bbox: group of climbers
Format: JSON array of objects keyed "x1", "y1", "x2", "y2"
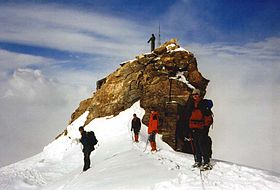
[
  {"x1": 79, "y1": 88, "x2": 213, "y2": 172},
  {"x1": 130, "y1": 88, "x2": 213, "y2": 170},
  {"x1": 79, "y1": 89, "x2": 213, "y2": 171},
  {"x1": 77, "y1": 34, "x2": 214, "y2": 172},
  {"x1": 131, "y1": 111, "x2": 159, "y2": 152}
]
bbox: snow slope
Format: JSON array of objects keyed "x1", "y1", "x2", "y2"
[{"x1": 0, "y1": 101, "x2": 280, "y2": 190}]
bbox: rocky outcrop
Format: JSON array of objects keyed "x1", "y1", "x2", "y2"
[{"x1": 69, "y1": 39, "x2": 209, "y2": 150}]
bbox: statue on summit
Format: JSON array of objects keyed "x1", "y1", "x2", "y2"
[{"x1": 147, "y1": 34, "x2": 156, "y2": 52}]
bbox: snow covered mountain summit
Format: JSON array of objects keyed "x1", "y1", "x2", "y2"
[
  {"x1": 0, "y1": 101, "x2": 280, "y2": 190},
  {"x1": 67, "y1": 39, "x2": 209, "y2": 151}
]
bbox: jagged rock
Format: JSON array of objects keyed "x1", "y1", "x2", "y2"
[
  {"x1": 153, "y1": 46, "x2": 167, "y2": 55},
  {"x1": 69, "y1": 39, "x2": 209, "y2": 151}
]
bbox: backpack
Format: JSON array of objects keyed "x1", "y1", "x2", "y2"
[
  {"x1": 202, "y1": 99, "x2": 214, "y2": 127},
  {"x1": 87, "y1": 131, "x2": 98, "y2": 147}
]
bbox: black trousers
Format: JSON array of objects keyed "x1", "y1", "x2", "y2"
[
  {"x1": 191, "y1": 128, "x2": 210, "y2": 164},
  {"x1": 148, "y1": 132, "x2": 156, "y2": 142},
  {"x1": 83, "y1": 148, "x2": 93, "y2": 171}
]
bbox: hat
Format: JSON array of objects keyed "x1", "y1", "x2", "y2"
[
  {"x1": 79, "y1": 126, "x2": 84, "y2": 131},
  {"x1": 192, "y1": 89, "x2": 201, "y2": 95}
]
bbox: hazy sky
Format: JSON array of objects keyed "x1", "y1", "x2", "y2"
[{"x1": 0, "y1": 0, "x2": 279, "y2": 172}]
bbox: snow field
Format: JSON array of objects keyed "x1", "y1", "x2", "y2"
[{"x1": 0, "y1": 101, "x2": 280, "y2": 190}]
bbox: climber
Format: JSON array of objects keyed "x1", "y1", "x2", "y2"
[
  {"x1": 186, "y1": 89, "x2": 213, "y2": 170},
  {"x1": 79, "y1": 126, "x2": 98, "y2": 171},
  {"x1": 148, "y1": 111, "x2": 159, "y2": 152},
  {"x1": 131, "y1": 113, "x2": 141, "y2": 142},
  {"x1": 147, "y1": 34, "x2": 156, "y2": 52}
]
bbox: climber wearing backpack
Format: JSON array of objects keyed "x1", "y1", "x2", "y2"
[
  {"x1": 79, "y1": 126, "x2": 98, "y2": 172},
  {"x1": 131, "y1": 113, "x2": 141, "y2": 142},
  {"x1": 187, "y1": 89, "x2": 213, "y2": 170},
  {"x1": 148, "y1": 111, "x2": 159, "y2": 152}
]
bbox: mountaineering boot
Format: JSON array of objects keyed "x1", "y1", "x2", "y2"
[
  {"x1": 192, "y1": 162, "x2": 202, "y2": 168},
  {"x1": 151, "y1": 142, "x2": 157, "y2": 152},
  {"x1": 154, "y1": 142, "x2": 157, "y2": 151},
  {"x1": 150, "y1": 142, "x2": 154, "y2": 151},
  {"x1": 135, "y1": 134, "x2": 139, "y2": 142},
  {"x1": 200, "y1": 163, "x2": 213, "y2": 171}
]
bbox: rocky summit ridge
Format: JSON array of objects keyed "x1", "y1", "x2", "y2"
[{"x1": 67, "y1": 39, "x2": 209, "y2": 150}]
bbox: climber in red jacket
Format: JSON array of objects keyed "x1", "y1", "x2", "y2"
[
  {"x1": 148, "y1": 111, "x2": 159, "y2": 152},
  {"x1": 187, "y1": 89, "x2": 213, "y2": 170}
]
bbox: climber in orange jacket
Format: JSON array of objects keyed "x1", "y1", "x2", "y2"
[{"x1": 148, "y1": 111, "x2": 159, "y2": 152}]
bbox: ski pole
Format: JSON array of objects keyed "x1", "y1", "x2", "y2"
[
  {"x1": 189, "y1": 135, "x2": 195, "y2": 155},
  {"x1": 186, "y1": 134, "x2": 196, "y2": 161},
  {"x1": 189, "y1": 134, "x2": 205, "y2": 190},
  {"x1": 143, "y1": 135, "x2": 150, "y2": 152}
]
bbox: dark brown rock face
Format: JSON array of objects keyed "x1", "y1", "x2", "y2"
[{"x1": 69, "y1": 39, "x2": 209, "y2": 150}]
